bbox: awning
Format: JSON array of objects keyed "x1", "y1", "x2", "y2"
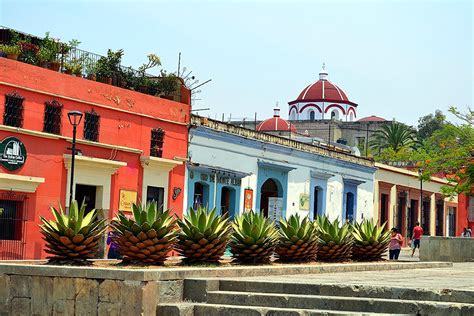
[{"x1": 188, "y1": 162, "x2": 251, "y2": 179}]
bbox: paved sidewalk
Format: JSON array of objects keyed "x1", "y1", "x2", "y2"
[{"x1": 239, "y1": 262, "x2": 474, "y2": 291}]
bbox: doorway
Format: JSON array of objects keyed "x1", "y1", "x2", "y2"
[
  {"x1": 220, "y1": 187, "x2": 236, "y2": 218},
  {"x1": 345, "y1": 192, "x2": 355, "y2": 223},
  {"x1": 397, "y1": 194, "x2": 407, "y2": 232},
  {"x1": 75, "y1": 184, "x2": 97, "y2": 213},
  {"x1": 408, "y1": 199, "x2": 417, "y2": 238},
  {"x1": 313, "y1": 186, "x2": 323, "y2": 219},
  {"x1": 435, "y1": 201, "x2": 444, "y2": 236},
  {"x1": 260, "y1": 179, "x2": 280, "y2": 217},
  {"x1": 380, "y1": 193, "x2": 389, "y2": 226},
  {"x1": 146, "y1": 186, "x2": 164, "y2": 211},
  {"x1": 448, "y1": 207, "x2": 456, "y2": 236},
  {"x1": 193, "y1": 182, "x2": 209, "y2": 209},
  {"x1": 422, "y1": 199, "x2": 431, "y2": 235}
]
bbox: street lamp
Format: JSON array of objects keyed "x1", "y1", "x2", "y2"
[{"x1": 68, "y1": 110, "x2": 83, "y2": 207}]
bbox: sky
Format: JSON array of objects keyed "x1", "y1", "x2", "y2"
[{"x1": 1, "y1": 0, "x2": 472, "y2": 126}]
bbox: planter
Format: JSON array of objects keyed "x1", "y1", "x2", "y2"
[
  {"x1": 64, "y1": 69, "x2": 73, "y2": 75},
  {"x1": 48, "y1": 61, "x2": 61, "y2": 72},
  {"x1": 87, "y1": 74, "x2": 97, "y2": 81},
  {"x1": 75, "y1": 73, "x2": 82, "y2": 78},
  {"x1": 6, "y1": 54, "x2": 19, "y2": 61},
  {"x1": 160, "y1": 95, "x2": 175, "y2": 101}
]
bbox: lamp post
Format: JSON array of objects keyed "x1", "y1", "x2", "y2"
[{"x1": 68, "y1": 110, "x2": 83, "y2": 207}]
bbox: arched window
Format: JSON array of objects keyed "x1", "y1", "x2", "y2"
[
  {"x1": 349, "y1": 112, "x2": 354, "y2": 121},
  {"x1": 309, "y1": 110, "x2": 315, "y2": 121},
  {"x1": 331, "y1": 110, "x2": 339, "y2": 120}
]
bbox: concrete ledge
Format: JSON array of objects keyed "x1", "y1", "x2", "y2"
[
  {"x1": 0, "y1": 261, "x2": 452, "y2": 281},
  {"x1": 420, "y1": 236, "x2": 474, "y2": 262}
]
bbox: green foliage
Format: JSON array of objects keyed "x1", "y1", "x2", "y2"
[
  {"x1": 352, "y1": 219, "x2": 390, "y2": 261},
  {"x1": 39, "y1": 200, "x2": 107, "y2": 264},
  {"x1": 0, "y1": 44, "x2": 21, "y2": 55},
  {"x1": 37, "y1": 32, "x2": 61, "y2": 64},
  {"x1": 417, "y1": 110, "x2": 446, "y2": 140},
  {"x1": 315, "y1": 215, "x2": 353, "y2": 261},
  {"x1": 176, "y1": 207, "x2": 232, "y2": 263},
  {"x1": 96, "y1": 49, "x2": 124, "y2": 79},
  {"x1": 276, "y1": 214, "x2": 318, "y2": 262},
  {"x1": 230, "y1": 211, "x2": 278, "y2": 263},
  {"x1": 110, "y1": 202, "x2": 177, "y2": 264},
  {"x1": 369, "y1": 122, "x2": 417, "y2": 153}
]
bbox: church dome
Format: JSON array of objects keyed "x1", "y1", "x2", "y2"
[
  {"x1": 290, "y1": 64, "x2": 357, "y2": 106},
  {"x1": 257, "y1": 107, "x2": 297, "y2": 132}
]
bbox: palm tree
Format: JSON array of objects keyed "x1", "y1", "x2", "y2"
[{"x1": 369, "y1": 122, "x2": 416, "y2": 153}]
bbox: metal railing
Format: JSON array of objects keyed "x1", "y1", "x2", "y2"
[{"x1": 0, "y1": 26, "x2": 181, "y2": 99}]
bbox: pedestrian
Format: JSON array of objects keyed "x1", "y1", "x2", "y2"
[
  {"x1": 411, "y1": 221, "x2": 423, "y2": 257},
  {"x1": 107, "y1": 230, "x2": 122, "y2": 259},
  {"x1": 461, "y1": 227, "x2": 472, "y2": 238},
  {"x1": 389, "y1": 227, "x2": 403, "y2": 260}
]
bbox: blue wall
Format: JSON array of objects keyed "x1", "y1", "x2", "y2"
[{"x1": 256, "y1": 166, "x2": 288, "y2": 218}]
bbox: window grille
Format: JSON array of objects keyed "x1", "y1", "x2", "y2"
[
  {"x1": 84, "y1": 110, "x2": 100, "y2": 142},
  {"x1": 150, "y1": 128, "x2": 165, "y2": 157},
  {"x1": 43, "y1": 100, "x2": 62, "y2": 134},
  {"x1": 3, "y1": 92, "x2": 24, "y2": 128}
]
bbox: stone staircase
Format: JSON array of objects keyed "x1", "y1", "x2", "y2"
[{"x1": 158, "y1": 278, "x2": 474, "y2": 316}]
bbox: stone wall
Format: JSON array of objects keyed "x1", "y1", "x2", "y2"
[
  {"x1": 0, "y1": 273, "x2": 182, "y2": 315},
  {"x1": 420, "y1": 236, "x2": 474, "y2": 262}
]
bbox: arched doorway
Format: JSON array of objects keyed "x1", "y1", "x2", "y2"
[
  {"x1": 260, "y1": 178, "x2": 280, "y2": 217},
  {"x1": 220, "y1": 186, "x2": 236, "y2": 218},
  {"x1": 309, "y1": 110, "x2": 315, "y2": 121},
  {"x1": 313, "y1": 186, "x2": 323, "y2": 219},
  {"x1": 345, "y1": 192, "x2": 355, "y2": 223}
]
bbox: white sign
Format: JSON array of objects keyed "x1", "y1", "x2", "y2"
[{"x1": 268, "y1": 197, "x2": 283, "y2": 223}]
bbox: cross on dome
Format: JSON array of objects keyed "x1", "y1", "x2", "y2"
[{"x1": 319, "y1": 62, "x2": 328, "y2": 80}]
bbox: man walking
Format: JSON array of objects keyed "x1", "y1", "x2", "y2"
[{"x1": 411, "y1": 222, "x2": 423, "y2": 257}]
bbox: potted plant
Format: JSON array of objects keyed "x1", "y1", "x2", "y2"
[
  {"x1": 156, "y1": 70, "x2": 179, "y2": 99},
  {"x1": 96, "y1": 49, "x2": 123, "y2": 85},
  {"x1": 37, "y1": 32, "x2": 61, "y2": 71},
  {"x1": 19, "y1": 40, "x2": 39, "y2": 64},
  {"x1": 136, "y1": 54, "x2": 161, "y2": 93},
  {"x1": 0, "y1": 44, "x2": 21, "y2": 60}
]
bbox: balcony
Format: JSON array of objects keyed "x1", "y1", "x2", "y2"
[{"x1": 0, "y1": 26, "x2": 191, "y2": 105}]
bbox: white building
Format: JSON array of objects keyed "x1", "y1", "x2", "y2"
[{"x1": 184, "y1": 116, "x2": 376, "y2": 222}]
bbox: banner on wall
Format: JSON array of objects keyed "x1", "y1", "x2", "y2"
[
  {"x1": 119, "y1": 190, "x2": 137, "y2": 212},
  {"x1": 299, "y1": 193, "x2": 310, "y2": 210},
  {"x1": 244, "y1": 189, "x2": 253, "y2": 212},
  {"x1": 268, "y1": 197, "x2": 283, "y2": 222}
]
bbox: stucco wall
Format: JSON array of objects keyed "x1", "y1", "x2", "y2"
[{"x1": 186, "y1": 126, "x2": 376, "y2": 221}]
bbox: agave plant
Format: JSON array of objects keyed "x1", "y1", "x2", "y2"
[
  {"x1": 39, "y1": 200, "x2": 106, "y2": 265},
  {"x1": 315, "y1": 215, "x2": 353, "y2": 261},
  {"x1": 176, "y1": 207, "x2": 232, "y2": 264},
  {"x1": 230, "y1": 211, "x2": 278, "y2": 264},
  {"x1": 352, "y1": 219, "x2": 390, "y2": 261},
  {"x1": 276, "y1": 214, "x2": 318, "y2": 262},
  {"x1": 110, "y1": 202, "x2": 177, "y2": 265}
]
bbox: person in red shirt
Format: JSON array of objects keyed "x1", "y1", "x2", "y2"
[{"x1": 411, "y1": 222, "x2": 424, "y2": 257}]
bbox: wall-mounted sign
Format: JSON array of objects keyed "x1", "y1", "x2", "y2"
[
  {"x1": 119, "y1": 189, "x2": 137, "y2": 212},
  {"x1": 172, "y1": 187, "x2": 182, "y2": 200},
  {"x1": 299, "y1": 193, "x2": 310, "y2": 211},
  {"x1": 197, "y1": 172, "x2": 242, "y2": 186},
  {"x1": 244, "y1": 189, "x2": 253, "y2": 212},
  {"x1": 268, "y1": 197, "x2": 283, "y2": 222},
  {"x1": 0, "y1": 137, "x2": 26, "y2": 171}
]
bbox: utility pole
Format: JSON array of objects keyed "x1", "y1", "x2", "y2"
[{"x1": 328, "y1": 119, "x2": 331, "y2": 147}]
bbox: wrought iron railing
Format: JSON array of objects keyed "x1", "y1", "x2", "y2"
[{"x1": 0, "y1": 26, "x2": 182, "y2": 100}]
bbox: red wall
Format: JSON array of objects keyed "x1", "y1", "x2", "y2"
[
  {"x1": 0, "y1": 58, "x2": 190, "y2": 259},
  {"x1": 458, "y1": 192, "x2": 473, "y2": 234}
]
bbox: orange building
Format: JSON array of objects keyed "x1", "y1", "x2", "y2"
[{"x1": 0, "y1": 58, "x2": 190, "y2": 259}]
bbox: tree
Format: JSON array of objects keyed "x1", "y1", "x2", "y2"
[
  {"x1": 417, "y1": 110, "x2": 446, "y2": 140},
  {"x1": 421, "y1": 107, "x2": 474, "y2": 197},
  {"x1": 369, "y1": 122, "x2": 416, "y2": 153}
]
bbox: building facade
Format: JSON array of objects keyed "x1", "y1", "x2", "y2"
[
  {"x1": 185, "y1": 116, "x2": 377, "y2": 222},
  {"x1": 374, "y1": 163, "x2": 458, "y2": 243},
  {"x1": 0, "y1": 58, "x2": 190, "y2": 259}
]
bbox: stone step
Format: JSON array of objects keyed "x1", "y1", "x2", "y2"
[
  {"x1": 219, "y1": 280, "x2": 474, "y2": 304},
  {"x1": 206, "y1": 291, "x2": 474, "y2": 316},
  {"x1": 157, "y1": 303, "x2": 387, "y2": 316}
]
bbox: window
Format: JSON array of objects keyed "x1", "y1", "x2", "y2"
[
  {"x1": 43, "y1": 100, "x2": 62, "y2": 134},
  {"x1": 150, "y1": 128, "x2": 165, "y2": 157},
  {"x1": 84, "y1": 110, "x2": 100, "y2": 141},
  {"x1": 309, "y1": 110, "x2": 315, "y2": 121},
  {"x1": 3, "y1": 92, "x2": 24, "y2": 128},
  {"x1": 331, "y1": 110, "x2": 338, "y2": 120},
  {"x1": 0, "y1": 199, "x2": 23, "y2": 241}
]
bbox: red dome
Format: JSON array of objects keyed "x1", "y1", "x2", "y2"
[
  {"x1": 297, "y1": 80, "x2": 349, "y2": 102},
  {"x1": 357, "y1": 115, "x2": 386, "y2": 122},
  {"x1": 257, "y1": 108, "x2": 297, "y2": 132}
]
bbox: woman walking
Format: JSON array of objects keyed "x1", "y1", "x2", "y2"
[{"x1": 389, "y1": 227, "x2": 403, "y2": 260}]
